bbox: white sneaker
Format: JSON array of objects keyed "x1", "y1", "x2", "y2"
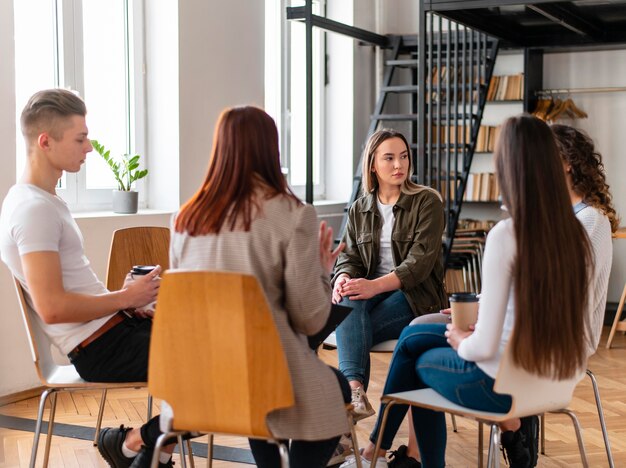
[
  {"x1": 339, "y1": 454, "x2": 389, "y2": 468},
  {"x1": 350, "y1": 387, "x2": 376, "y2": 421},
  {"x1": 328, "y1": 433, "x2": 354, "y2": 466}
]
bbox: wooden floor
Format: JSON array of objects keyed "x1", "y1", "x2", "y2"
[{"x1": 1, "y1": 327, "x2": 625, "y2": 467}]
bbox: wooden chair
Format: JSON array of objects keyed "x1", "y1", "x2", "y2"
[
  {"x1": 105, "y1": 226, "x2": 170, "y2": 291},
  {"x1": 12, "y1": 279, "x2": 148, "y2": 468},
  {"x1": 148, "y1": 271, "x2": 361, "y2": 468},
  {"x1": 373, "y1": 344, "x2": 589, "y2": 468},
  {"x1": 606, "y1": 227, "x2": 626, "y2": 349}
]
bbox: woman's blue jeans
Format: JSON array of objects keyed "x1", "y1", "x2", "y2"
[
  {"x1": 369, "y1": 323, "x2": 512, "y2": 468},
  {"x1": 336, "y1": 290, "x2": 414, "y2": 387}
]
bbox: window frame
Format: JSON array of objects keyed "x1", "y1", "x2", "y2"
[
  {"x1": 39, "y1": 0, "x2": 146, "y2": 211},
  {"x1": 265, "y1": 0, "x2": 327, "y2": 201}
]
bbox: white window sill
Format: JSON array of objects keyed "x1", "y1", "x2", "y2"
[{"x1": 72, "y1": 209, "x2": 175, "y2": 220}]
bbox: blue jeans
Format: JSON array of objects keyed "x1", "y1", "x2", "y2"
[
  {"x1": 336, "y1": 290, "x2": 414, "y2": 387},
  {"x1": 369, "y1": 324, "x2": 512, "y2": 468}
]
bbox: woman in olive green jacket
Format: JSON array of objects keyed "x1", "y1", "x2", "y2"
[{"x1": 332, "y1": 129, "x2": 447, "y2": 420}]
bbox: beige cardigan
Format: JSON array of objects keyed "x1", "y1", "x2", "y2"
[{"x1": 169, "y1": 195, "x2": 349, "y2": 441}]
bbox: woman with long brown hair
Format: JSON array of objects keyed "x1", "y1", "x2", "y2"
[
  {"x1": 332, "y1": 129, "x2": 447, "y2": 423},
  {"x1": 170, "y1": 106, "x2": 350, "y2": 468},
  {"x1": 339, "y1": 115, "x2": 591, "y2": 468}
]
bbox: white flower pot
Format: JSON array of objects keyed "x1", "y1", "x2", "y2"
[{"x1": 112, "y1": 190, "x2": 138, "y2": 214}]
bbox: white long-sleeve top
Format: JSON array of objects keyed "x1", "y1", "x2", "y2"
[
  {"x1": 457, "y1": 219, "x2": 516, "y2": 378},
  {"x1": 575, "y1": 205, "x2": 612, "y2": 358}
]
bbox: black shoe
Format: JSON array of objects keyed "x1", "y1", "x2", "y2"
[
  {"x1": 388, "y1": 445, "x2": 422, "y2": 468},
  {"x1": 519, "y1": 416, "x2": 539, "y2": 467},
  {"x1": 129, "y1": 446, "x2": 174, "y2": 468},
  {"x1": 501, "y1": 429, "x2": 531, "y2": 468},
  {"x1": 97, "y1": 425, "x2": 136, "y2": 468}
]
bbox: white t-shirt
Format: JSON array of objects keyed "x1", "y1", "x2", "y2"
[
  {"x1": 375, "y1": 198, "x2": 396, "y2": 277},
  {"x1": 0, "y1": 184, "x2": 113, "y2": 355}
]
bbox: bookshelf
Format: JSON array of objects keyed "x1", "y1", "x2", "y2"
[{"x1": 459, "y1": 52, "x2": 524, "y2": 223}]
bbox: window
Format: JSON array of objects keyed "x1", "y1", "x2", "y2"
[
  {"x1": 14, "y1": 0, "x2": 145, "y2": 211},
  {"x1": 265, "y1": 0, "x2": 326, "y2": 199}
]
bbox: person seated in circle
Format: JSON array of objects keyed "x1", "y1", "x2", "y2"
[{"x1": 331, "y1": 129, "x2": 447, "y2": 421}]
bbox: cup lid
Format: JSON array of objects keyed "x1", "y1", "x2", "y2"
[{"x1": 449, "y1": 292, "x2": 479, "y2": 302}]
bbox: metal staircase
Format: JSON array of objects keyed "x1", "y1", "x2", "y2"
[{"x1": 288, "y1": 4, "x2": 500, "y2": 266}]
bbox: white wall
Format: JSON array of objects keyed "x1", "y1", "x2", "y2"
[
  {"x1": 0, "y1": 0, "x2": 33, "y2": 395},
  {"x1": 543, "y1": 50, "x2": 626, "y2": 303},
  {"x1": 0, "y1": 0, "x2": 266, "y2": 398}
]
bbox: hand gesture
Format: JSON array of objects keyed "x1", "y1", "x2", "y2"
[{"x1": 319, "y1": 221, "x2": 345, "y2": 276}]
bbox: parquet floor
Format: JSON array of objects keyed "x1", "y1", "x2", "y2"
[{"x1": 1, "y1": 327, "x2": 625, "y2": 467}]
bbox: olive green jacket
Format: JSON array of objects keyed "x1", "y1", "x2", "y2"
[{"x1": 333, "y1": 188, "x2": 447, "y2": 315}]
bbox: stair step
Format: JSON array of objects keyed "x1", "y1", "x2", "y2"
[
  {"x1": 386, "y1": 59, "x2": 417, "y2": 68},
  {"x1": 381, "y1": 85, "x2": 419, "y2": 93}
]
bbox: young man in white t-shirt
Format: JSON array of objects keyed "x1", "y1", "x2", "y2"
[{"x1": 0, "y1": 89, "x2": 173, "y2": 468}]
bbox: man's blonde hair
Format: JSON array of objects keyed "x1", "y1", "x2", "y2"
[{"x1": 20, "y1": 89, "x2": 87, "y2": 146}]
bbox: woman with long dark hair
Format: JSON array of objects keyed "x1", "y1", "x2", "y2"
[
  {"x1": 171, "y1": 106, "x2": 350, "y2": 468},
  {"x1": 340, "y1": 115, "x2": 592, "y2": 468},
  {"x1": 332, "y1": 129, "x2": 447, "y2": 421}
]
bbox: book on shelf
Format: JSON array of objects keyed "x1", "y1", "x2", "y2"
[
  {"x1": 487, "y1": 73, "x2": 524, "y2": 101},
  {"x1": 463, "y1": 172, "x2": 500, "y2": 202}
]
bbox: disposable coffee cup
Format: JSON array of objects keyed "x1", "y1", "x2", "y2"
[
  {"x1": 449, "y1": 292, "x2": 479, "y2": 331},
  {"x1": 131, "y1": 265, "x2": 156, "y2": 277}
]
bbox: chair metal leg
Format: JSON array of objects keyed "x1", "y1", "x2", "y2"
[
  {"x1": 177, "y1": 435, "x2": 188, "y2": 468},
  {"x1": 373, "y1": 400, "x2": 397, "y2": 460},
  {"x1": 30, "y1": 389, "x2": 54, "y2": 468},
  {"x1": 451, "y1": 413, "x2": 458, "y2": 432},
  {"x1": 553, "y1": 409, "x2": 589, "y2": 468},
  {"x1": 277, "y1": 441, "x2": 290, "y2": 468},
  {"x1": 347, "y1": 412, "x2": 363, "y2": 468},
  {"x1": 486, "y1": 423, "x2": 500, "y2": 468},
  {"x1": 478, "y1": 422, "x2": 484, "y2": 468},
  {"x1": 587, "y1": 369, "x2": 615, "y2": 468},
  {"x1": 42, "y1": 391, "x2": 58, "y2": 468},
  {"x1": 94, "y1": 389, "x2": 108, "y2": 446},
  {"x1": 207, "y1": 434, "x2": 214, "y2": 468},
  {"x1": 151, "y1": 432, "x2": 175, "y2": 468},
  {"x1": 539, "y1": 413, "x2": 546, "y2": 455},
  {"x1": 186, "y1": 439, "x2": 195, "y2": 468},
  {"x1": 147, "y1": 394, "x2": 153, "y2": 420}
]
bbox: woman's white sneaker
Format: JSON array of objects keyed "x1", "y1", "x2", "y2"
[{"x1": 339, "y1": 454, "x2": 389, "y2": 468}]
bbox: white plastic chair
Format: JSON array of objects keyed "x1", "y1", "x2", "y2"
[
  {"x1": 13, "y1": 278, "x2": 150, "y2": 468},
  {"x1": 373, "y1": 343, "x2": 588, "y2": 468}
]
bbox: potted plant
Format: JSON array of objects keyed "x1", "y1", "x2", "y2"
[{"x1": 91, "y1": 140, "x2": 148, "y2": 214}]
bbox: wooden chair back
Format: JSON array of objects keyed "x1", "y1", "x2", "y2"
[
  {"x1": 105, "y1": 226, "x2": 170, "y2": 291},
  {"x1": 148, "y1": 270, "x2": 295, "y2": 438}
]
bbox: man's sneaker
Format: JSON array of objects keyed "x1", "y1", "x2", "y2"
[
  {"x1": 129, "y1": 446, "x2": 174, "y2": 468},
  {"x1": 350, "y1": 387, "x2": 376, "y2": 422},
  {"x1": 388, "y1": 445, "x2": 421, "y2": 468},
  {"x1": 97, "y1": 425, "x2": 136, "y2": 468},
  {"x1": 519, "y1": 416, "x2": 539, "y2": 467},
  {"x1": 328, "y1": 433, "x2": 354, "y2": 466},
  {"x1": 339, "y1": 454, "x2": 389, "y2": 468},
  {"x1": 501, "y1": 429, "x2": 531, "y2": 468}
]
